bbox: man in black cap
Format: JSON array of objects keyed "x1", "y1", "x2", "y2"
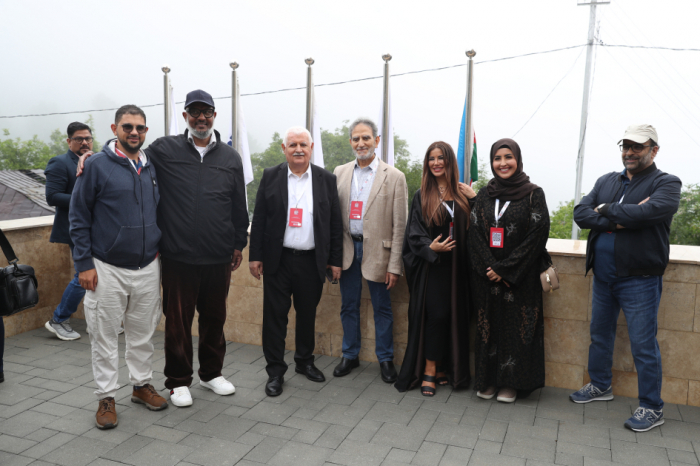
[
  {"x1": 147, "y1": 90, "x2": 249, "y2": 407},
  {"x1": 80, "y1": 91, "x2": 249, "y2": 407}
]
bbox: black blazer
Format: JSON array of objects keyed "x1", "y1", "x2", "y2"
[
  {"x1": 250, "y1": 162, "x2": 343, "y2": 283},
  {"x1": 45, "y1": 150, "x2": 80, "y2": 246}
]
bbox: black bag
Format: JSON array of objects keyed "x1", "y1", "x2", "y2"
[{"x1": 0, "y1": 228, "x2": 39, "y2": 317}]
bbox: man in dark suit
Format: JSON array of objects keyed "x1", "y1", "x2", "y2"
[
  {"x1": 44, "y1": 122, "x2": 93, "y2": 341},
  {"x1": 249, "y1": 126, "x2": 343, "y2": 397}
]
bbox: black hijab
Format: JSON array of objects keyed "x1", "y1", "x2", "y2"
[{"x1": 485, "y1": 138, "x2": 540, "y2": 201}]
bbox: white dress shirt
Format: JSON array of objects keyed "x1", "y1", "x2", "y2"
[
  {"x1": 349, "y1": 155, "x2": 379, "y2": 236},
  {"x1": 283, "y1": 163, "x2": 315, "y2": 250},
  {"x1": 188, "y1": 132, "x2": 217, "y2": 161}
]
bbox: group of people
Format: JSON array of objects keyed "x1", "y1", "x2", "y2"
[{"x1": 0, "y1": 85, "x2": 679, "y2": 435}]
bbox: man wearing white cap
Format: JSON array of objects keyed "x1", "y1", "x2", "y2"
[{"x1": 570, "y1": 124, "x2": 681, "y2": 432}]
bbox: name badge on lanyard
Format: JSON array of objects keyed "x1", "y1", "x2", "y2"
[
  {"x1": 289, "y1": 177, "x2": 308, "y2": 227},
  {"x1": 350, "y1": 201, "x2": 363, "y2": 220},
  {"x1": 442, "y1": 201, "x2": 455, "y2": 240},
  {"x1": 490, "y1": 199, "x2": 510, "y2": 248}
]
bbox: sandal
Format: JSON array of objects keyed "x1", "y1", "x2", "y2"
[
  {"x1": 421, "y1": 374, "x2": 436, "y2": 397},
  {"x1": 436, "y1": 367, "x2": 449, "y2": 386}
]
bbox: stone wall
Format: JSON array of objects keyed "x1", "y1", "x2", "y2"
[{"x1": 2, "y1": 218, "x2": 699, "y2": 406}]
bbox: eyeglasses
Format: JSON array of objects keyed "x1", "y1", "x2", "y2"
[
  {"x1": 120, "y1": 124, "x2": 147, "y2": 134},
  {"x1": 618, "y1": 143, "x2": 651, "y2": 153},
  {"x1": 70, "y1": 137, "x2": 93, "y2": 143},
  {"x1": 187, "y1": 107, "x2": 215, "y2": 118}
]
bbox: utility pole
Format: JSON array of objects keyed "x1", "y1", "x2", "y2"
[
  {"x1": 230, "y1": 62, "x2": 239, "y2": 152},
  {"x1": 305, "y1": 58, "x2": 315, "y2": 132},
  {"x1": 162, "y1": 66, "x2": 171, "y2": 136},
  {"x1": 381, "y1": 54, "x2": 392, "y2": 163},
  {"x1": 572, "y1": 0, "x2": 609, "y2": 240},
  {"x1": 465, "y1": 50, "x2": 476, "y2": 182}
]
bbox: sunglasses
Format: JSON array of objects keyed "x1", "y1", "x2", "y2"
[
  {"x1": 120, "y1": 124, "x2": 147, "y2": 134},
  {"x1": 618, "y1": 143, "x2": 651, "y2": 153}
]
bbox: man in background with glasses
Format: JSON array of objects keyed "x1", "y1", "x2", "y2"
[
  {"x1": 44, "y1": 122, "x2": 94, "y2": 341},
  {"x1": 571, "y1": 124, "x2": 681, "y2": 432},
  {"x1": 71, "y1": 105, "x2": 167, "y2": 429}
]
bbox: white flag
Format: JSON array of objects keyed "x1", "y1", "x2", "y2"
[
  {"x1": 377, "y1": 85, "x2": 394, "y2": 166},
  {"x1": 229, "y1": 99, "x2": 253, "y2": 185},
  {"x1": 310, "y1": 87, "x2": 324, "y2": 168},
  {"x1": 168, "y1": 86, "x2": 179, "y2": 136}
]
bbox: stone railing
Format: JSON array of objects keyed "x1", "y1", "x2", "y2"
[{"x1": 2, "y1": 218, "x2": 699, "y2": 406}]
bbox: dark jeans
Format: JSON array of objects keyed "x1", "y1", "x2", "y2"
[
  {"x1": 162, "y1": 257, "x2": 232, "y2": 390},
  {"x1": 262, "y1": 249, "x2": 324, "y2": 378},
  {"x1": 0, "y1": 316, "x2": 4, "y2": 373},
  {"x1": 339, "y1": 240, "x2": 394, "y2": 362},
  {"x1": 53, "y1": 246, "x2": 86, "y2": 323},
  {"x1": 588, "y1": 275, "x2": 664, "y2": 410}
]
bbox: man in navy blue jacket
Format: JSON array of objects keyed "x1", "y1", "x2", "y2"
[
  {"x1": 570, "y1": 124, "x2": 681, "y2": 432},
  {"x1": 70, "y1": 105, "x2": 168, "y2": 430},
  {"x1": 44, "y1": 122, "x2": 93, "y2": 341}
]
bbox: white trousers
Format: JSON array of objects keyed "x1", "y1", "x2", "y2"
[{"x1": 83, "y1": 257, "x2": 161, "y2": 399}]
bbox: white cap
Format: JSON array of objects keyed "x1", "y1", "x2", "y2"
[{"x1": 618, "y1": 124, "x2": 659, "y2": 145}]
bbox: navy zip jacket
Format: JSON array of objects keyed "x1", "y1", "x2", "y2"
[
  {"x1": 574, "y1": 163, "x2": 681, "y2": 277},
  {"x1": 69, "y1": 140, "x2": 161, "y2": 273},
  {"x1": 145, "y1": 129, "x2": 249, "y2": 265}
]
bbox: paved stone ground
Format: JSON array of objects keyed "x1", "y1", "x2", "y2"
[{"x1": 1, "y1": 321, "x2": 700, "y2": 466}]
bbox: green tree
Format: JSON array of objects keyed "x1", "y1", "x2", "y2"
[
  {"x1": 0, "y1": 129, "x2": 53, "y2": 170},
  {"x1": 548, "y1": 198, "x2": 590, "y2": 240},
  {"x1": 472, "y1": 161, "x2": 491, "y2": 194},
  {"x1": 670, "y1": 183, "x2": 700, "y2": 245}
]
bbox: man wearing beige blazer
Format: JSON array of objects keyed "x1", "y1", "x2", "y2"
[{"x1": 332, "y1": 118, "x2": 408, "y2": 383}]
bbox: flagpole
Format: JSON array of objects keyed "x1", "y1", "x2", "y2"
[
  {"x1": 381, "y1": 54, "x2": 392, "y2": 163},
  {"x1": 305, "y1": 58, "x2": 315, "y2": 133},
  {"x1": 230, "y1": 62, "x2": 239, "y2": 152},
  {"x1": 465, "y1": 50, "x2": 476, "y2": 182},
  {"x1": 162, "y1": 66, "x2": 171, "y2": 136}
]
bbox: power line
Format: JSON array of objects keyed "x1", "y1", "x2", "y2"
[{"x1": 1, "y1": 43, "x2": 698, "y2": 120}]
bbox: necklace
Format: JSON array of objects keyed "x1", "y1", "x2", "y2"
[{"x1": 438, "y1": 185, "x2": 446, "y2": 194}]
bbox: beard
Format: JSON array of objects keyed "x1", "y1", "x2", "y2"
[
  {"x1": 187, "y1": 121, "x2": 214, "y2": 140},
  {"x1": 353, "y1": 146, "x2": 375, "y2": 161},
  {"x1": 118, "y1": 136, "x2": 144, "y2": 154},
  {"x1": 624, "y1": 150, "x2": 653, "y2": 172}
]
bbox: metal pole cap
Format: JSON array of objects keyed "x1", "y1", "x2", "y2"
[
  {"x1": 230, "y1": 62, "x2": 239, "y2": 70},
  {"x1": 466, "y1": 50, "x2": 476, "y2": 59},
  {"x1": 162, "y1": 66, "x2": 171, "y2": 74},
  {"x1": 382, "y1": 54, "x2": 392, "y2": 62},
  {"x1": 305, "y1": 58, "x2": 315, "y2": 66}
]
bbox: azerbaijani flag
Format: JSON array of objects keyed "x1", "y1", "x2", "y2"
[{"x1": 457, "y1": 100, "x2": 478, "y2": 184}]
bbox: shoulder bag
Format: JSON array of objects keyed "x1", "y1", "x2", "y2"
[
  {"x1": 0, "y1": 228, "x2": 39, "y2": 317},
  {"x1": 527, "y1": 192, "x2": 560, "y2": 293}
]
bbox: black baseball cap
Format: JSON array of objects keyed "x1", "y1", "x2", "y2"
[{"x1": 185, "y1": 89, "x2": 215, "y2": 109}]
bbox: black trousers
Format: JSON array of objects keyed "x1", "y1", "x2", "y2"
[{"x1": 262, "y1": 249, "x2": 324, "y2": 378}]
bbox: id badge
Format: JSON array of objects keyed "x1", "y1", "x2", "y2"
[
  {"x1": 490, "y1": 227, "x2": 504, "y2": 248},
  {"x1": 449, "y1": 222, "x2": 454, "y2": 240},
  {"x1": 350, "y1": 201, "x2": 363, "y2": 220},
  {"x1": 289, "y1": 208, "x2": 303, "y2": 227}
]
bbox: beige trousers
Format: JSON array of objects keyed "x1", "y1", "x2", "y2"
[{"x1": 83, "y1": 257, "x2": 161, "y2": 399}]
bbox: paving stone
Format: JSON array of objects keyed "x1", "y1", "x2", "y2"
[
  {"x1": 0, "y1": 383, "x2": 46, "y2": 406},
  {"x1": 314, "y1": 424, "x2": 352, "y2": 449},
  {"x1": 467, "y1": 451, "x2": 526, "y2": 466},
  {"x1": 501, "y1": 429, "x2": 556, "y2": 463},
  {"x1": 1, "y1": 398, "x2": 45, "y2": 419},
  {"x1": 175, "y1": 414, "x2": 256, "y2": 442},
  {"x1": 81, "y1": 427, "x2": 134, "y2": 445},
  {"x1": 385, "y1": 448, "x2": 416, "y2": 463},
  {"x1": 411, "y1": 441, "x2": 447, "y2": 465},
  {"x1": 426, "y1": 422, "x2": 479, "y2": 449},
  {"x1": 140, "y1": 425, "x2": 190, "y2": 443},
  {"x1": 86, "y1": 459, "x2": 130, "y2": 466},
  {"x1": 536, "y1": 407, "x2": 583, "y2": 423},
  {"x1": 487, "y1": 403, "x2": 536, "y2": 425},
  {"x1": 268, "y1": 440, "x2": 332, "y2": 466},
  {"x1": 557, "y1": 422, "x2": 611, "y2": 449},
  {"x1": 235, "y1": 432, "x2": 266, "y2": 446},
  {"x1": 439, "y1": 445, "x2": 473, "y2": 465},
  {"x1": 608, "y1": 428, "x2": 636, "y2": 443},
  {"x1": 0, "y1": 411, "x2": 60, "y2": 437},
  {"x1": 24, "y1": 428, "x2": 59, "y2": 443},
  {"x1": 100, "y1": 434, "x2": 153, "y2": 462},
  {"x1": 313, "y1": 403, "x2": 367, "y2": 428},
  {"x1": 474, "y1": 439, "x2": 502, "y2": 453},
  {"x1": 250, "y1": 422, "x2": 299, "y2": 440},
  {"x1": 50, "y1": 387, "x2": 96, "y2": 409},
  {"x1": 327, "y1": 438, "x2": 391, "y2": 466},
  {"x1": 244, "y1": 436, "x2": 288, "y2": 463},
  {"x1": 21, "y1": 431, "x2": 76, "y2": 459},
  {"x1": 183, "y1": 437, "x2": 253, "y2": 466},
  {"x1": 347, "y1": 419, "x2": 383, "y2": 442},
  {"x1": 610, "y1": 439, "x2": 670, "y2": 466},
  {"x1": 556, "y1": 441, "x2": 611, "y2": 461},
  {"x1": 242, "y1": 401, "x2": 298, "y2": 425},
  {"x1": 29, "y1": 402, "x2": 78, "y2": 418},
  {"x1": 0, "y1": 434, "x2": 37, "y2": 454},
  {"x1": 660, "y1": 420, "x2": 700, "y2": 443},
  {"x1": 555, "y1": 451, "x2": 584, "y2": 466},
  {"x1": 478, "y1": 420, "x2": 508, "y2": 442},
  {"x1": 636, "y1": 430, "x2": 694, "y2": 452},
  {"x1": 666, "y1": 448, "x2": 699, "y2": 465},
  {"x1": 315, "y1": 385, "x2": 364, "y2": 406},
  {"x1": 370, "y1": 420, "x2": 432, "y2": 452},
  {"x1": 678, "y1": 405, "x2": 700, "y2": 425},
  {"x1": 506, "y1": 422, "x2": 558, "y2": 441},
  {"x1": 41, "y1": 435, "x2": 115, "y2": 466},
  {"x1": 120, "y1": 438, "x2": 193, "y2": 466},
  {"x1": 178, "y1": 433, "x2": 211, "y2": 449},
  {"x1": 363, "y1": 401, "x2": 416, "y2": 426},
  {"x1": 359, "y1": 382, "x2": 406, "y2": 404}
]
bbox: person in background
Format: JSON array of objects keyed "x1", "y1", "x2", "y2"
[
  {"x1": 395, "y1": 141, "x2": 474, "y2": 396},
  {"x1": 332, "y1": 117, "x2": 407, "y2": 383},
  {"x1": 570, "y1": 124, "x2": 681, "y2": 432},
  {"x1": 468, "y1": 138, "x2": 549, "y2": 404},
  {"x1": 249, "y1": 126, "x2": 342, "y2": 397},
  {"x1": 44, "y1": 122, "x2": 92, "y2": 341}
]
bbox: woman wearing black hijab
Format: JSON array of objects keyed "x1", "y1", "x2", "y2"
[{"x1": 468, "y1": 138, "x2": 550, "y2": 403}]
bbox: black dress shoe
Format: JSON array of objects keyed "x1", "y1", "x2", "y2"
[
  {"x1": 0, "y1": 372, "x2": 4, "y2": 383},
  {"x1": 295, "y1": 363, "x2": 326, "y2": 382},
  {"x1": 333, "y1": 357, "x2": 360, "y2": 377},
  {"x1": 380, "y1": 361, "x2": 397, "y2": 383},
  {"x1": 265, "y1": 376, "x2": 284, "y2": 397}
]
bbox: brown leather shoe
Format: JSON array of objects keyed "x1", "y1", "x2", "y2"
[
  {"x1": 131, "y1": 384, "x2": 169, "y2": 411},
  {"x1": 95, "y1": 397, "x2": 118, "y2": 429}
]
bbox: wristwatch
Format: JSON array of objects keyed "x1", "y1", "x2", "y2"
[{"x1": 596, "y1": 203, "x2": 606, "y2": 211}]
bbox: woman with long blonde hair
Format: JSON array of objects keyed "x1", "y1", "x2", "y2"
[{"x1": 395, "y1": 141, "x2": 475, "y2": 396}]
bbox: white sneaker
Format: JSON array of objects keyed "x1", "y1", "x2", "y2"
[
  {"x1": 200, "y1": 376, "x2": 235, "y2": 395},
  {"x1": 169, "y1": 386, "x2": 193, "y2": 407}
]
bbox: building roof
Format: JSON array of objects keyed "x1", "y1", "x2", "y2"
[{"x1": 0, "y1": 170, "x2": 54, "y2": 221}]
